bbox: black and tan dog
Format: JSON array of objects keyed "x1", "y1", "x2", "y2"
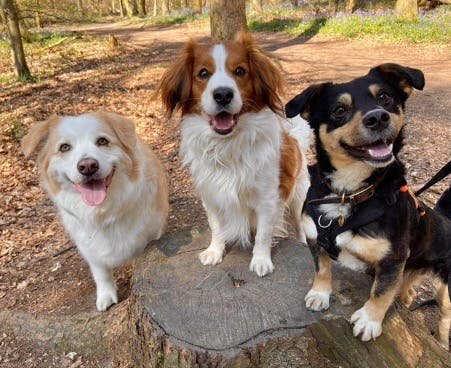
[{"x1": 285, "y1": 63, "x2": 451, "y2": 348}]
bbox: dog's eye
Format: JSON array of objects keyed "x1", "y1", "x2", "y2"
[
  {"x1": 198, "y1": 68, "x2": 210, "y2": 79},
  {"x1": 97, "y1": 137, "x2": 109, "y2": 146},
  {"x1": 59, "y1": 143, "x2": 71, "y2": 152},
  {"x1": 234, "y1": 67, "x2": 245, "y2": 76},
  {"x1": 377, "y1": 92, "x2": 392, "y2": 106},
  {"x1": 332, "y1": 105, "x2": 347, "y2": 118}
]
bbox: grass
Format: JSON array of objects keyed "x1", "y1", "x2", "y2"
[
  {"x1": 118, "y1": 12, "x2": 208, "y2": 27},
  {"x1": 249, "y1": 6, "x2": 451, "y2": 43}
]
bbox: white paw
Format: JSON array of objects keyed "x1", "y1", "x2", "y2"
[
  {"x1": 351, "y1": 306, "x2": 382, "y2": 341},
  {"x1": 199, "y1": 248, "x2": 223, "y2": 266},
  {"x1": 249, "y1": 255, "x2": 274, "y2": 277},
  {"x1": 305, "y1": 289, "x2": 331, "y2": 311},
  {"x1": 96, "y1": 288, "x2": 118, "y2": 312}
]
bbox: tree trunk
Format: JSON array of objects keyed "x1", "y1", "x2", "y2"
[
  {"x1": 124, "y1": 0, "x2": 138, "y2": 16},
  {"x1": 111, "y1": 0, "x2": 115, "y2": 13},
  {"x1": 252, "y1": 0, "x2": 263, "y2": 11},
  {"x1": 0, "y1": 0, "x2": 32, "y2": 81},
  {"x1": 119, "y1": 0, "x2": 125, "y2": 16},
  {"x1": 194, "y1": 0, "x2": 202, "y2": 13},
  {"x1": 0, "y1": 229, "x2": 450, "y2": 366},
  {"x1": 210, "y1": 0, "x2": 247, "y2": 41},
  {"x1": 137, "y1": 0, "x2": 146, "y2": 15},
  {"x1": 344, "y1": 0, "x2": 356, "y2": 13},
  {"x1": 329, "y1": 0, "x2": 339, "y2": 12},
  {"x1": 395, "y1": 0, "x2": 418, "y2": 19},
  {"x1": 77, "y1": 0, "x2": 84, "y2": 16},
  {"x1": 152, "y1": 0, "x2": 157, "y2": 16},
  {"x1": 34, "y1": 0, "x2": 41, "y2": 27},
  {"x1": 161, "y1": 0, "x2": 169, "y2": 15}
]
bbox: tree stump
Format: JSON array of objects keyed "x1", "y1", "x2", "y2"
[{"x1": 128, "y1": 227, "x2": 451, "y2": 367}]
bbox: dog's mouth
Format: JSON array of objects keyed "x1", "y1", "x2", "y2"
[
  {"x1": 72, "y1": 168, "x2": 115, "y2": 206},
  {"x1": 208, "y1": 112, "x2": 238, "y2": 135},
  {"x1": 341, "y1": 139, "x2": 394, "y2": 163}
]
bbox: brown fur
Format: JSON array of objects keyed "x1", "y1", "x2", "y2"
[
  {"x1": 312, "y1": 250, "x2": 333, "y2": 292},
  {"x1": 279, "y1": 130, "x2": 302, "y2": 200},
  {"x1": 157, "y1": 32, "x2": 285, "y2": 118}
]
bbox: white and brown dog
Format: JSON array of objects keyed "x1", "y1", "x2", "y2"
[
  {"x1": 22, "y1": 112, "x2": 168, "y2": 311},
  {"x1": 159, "y1": 33, "x2": 311, "y2": 276}
]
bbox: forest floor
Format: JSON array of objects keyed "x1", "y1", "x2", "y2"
[{"x1": 0, "y1": 20, "x2": 450, "y2": 367}]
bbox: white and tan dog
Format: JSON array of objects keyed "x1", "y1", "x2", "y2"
[
  {"x1": 22, "y1": 112, "x2": 168, "y2": 311},
  {"x1": 159, "y1": 33, "x2": 311, "y2": 276}
]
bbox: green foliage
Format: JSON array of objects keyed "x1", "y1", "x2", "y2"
[
  {"x1": 7, "y1": 120, "x2": 26, "y2": 141},
  {"x1": 119, "y1": 12, "x2": 208, "y2": 27},
  {"x1": 23, "y1": 30, "x2": 75, "y2": 47},
  {"x1": 249, "y1": 7, "x2": 451, "y2": 43}
]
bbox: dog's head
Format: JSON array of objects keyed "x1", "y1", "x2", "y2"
[
  {"x1": 158, "y1": 32, "x2": 284, "y2": 136},
  {"x1": 22, "y1": 112, "x2": 137, "y2": 206},
  {"x1": 285, "y1": 63, "x2": 424, "y2": 170}
]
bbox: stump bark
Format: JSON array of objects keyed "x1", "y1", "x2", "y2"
[{"x1": 127, "y1": 228, "x2": 451, "y2": 367}]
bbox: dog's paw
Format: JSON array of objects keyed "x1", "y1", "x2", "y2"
[
  {"x1": 249, "y1": 255, "x2": 274, "y2": 277},
  {"x1": 305, "y1": 289, "x2": 330, "y2": 311},
  {"x1": 398, "y1": 288, "x2": 415, "y2": 308},
  {"x1": 351, "y1": 306, "x2": 382, "y2": 341},
  {"x1": 96, "y1": 288, "x2": 118, "y2": 312},
  {"x1": 199, "y1": 248, "x2": 223, "y2": 266}
]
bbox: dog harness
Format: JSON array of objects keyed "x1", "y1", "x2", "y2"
[{"x1": 306, "y1": 164, "x2": 423, "y2": 260}]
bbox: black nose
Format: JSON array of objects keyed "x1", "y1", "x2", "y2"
[
  {"x1": 362, "y1": 110, "x2": 391, "y2": 131},
  {"x1": 213, "y1": 87, "x2": 234, "y2": 106},
  {"x1": 77, "y1": 158, "x2": 99, "y2": 176}
]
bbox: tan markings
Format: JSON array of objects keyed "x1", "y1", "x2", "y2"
[
  {"x1": 22, "y1": 115, "x2": 63, "y2": 195},
  {"x1": 340, "y1": 235, "x2": 391, "y2": 264},
  {"x1": 338, "y1": 92, "x2": 352, "y2": 106},
  {"x1": 327, "y1": 161, "x2": 374, "y2": 192},
  {"x1": 311, "y1": 250, "x2": 333, "y2": 293},
  {"x1": 364, "y1": 267, "x2": 404, "y2": 323},
  {"x1": 368, "y1": 84, "x2": 381, "y2": 97},
  {"x1": 435, "y1": 281, "x2": 451, "y2": 350},
  {"x1": 398, "y1": 269, "x2": 427, "y2": 307},
  {"x1": 400, "y1": 80, "x2": 413, "y2": 96},
  {"x1": 94, "y1": 112, "x2": 139, "y2": 181},
  {"x1": 279, "y1": 130, "x2": 302, "y2": 200}
]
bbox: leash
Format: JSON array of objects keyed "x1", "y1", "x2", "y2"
[{"x1": 414, "y1": 159, "x2": 451, "y2": 196}]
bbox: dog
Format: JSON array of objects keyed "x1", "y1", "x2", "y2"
[
  {"x1": 158, "y1": 32, "x2": 312, "y2": 276},
  {"x1": 22, "y1": 112, "x2": 168, "y2": 311},
  {"x1": 285, "y1": 63, "x2": 451, "y2": 348}
]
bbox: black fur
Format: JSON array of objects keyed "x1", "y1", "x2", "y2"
[{"x1": 287, "y1": 63, "x2": 451, "y2": 310}]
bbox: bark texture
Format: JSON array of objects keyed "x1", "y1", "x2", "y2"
[
  {"x1": 395, "y1": 0, "x2": 419, "y2": 19},
  {"x1": 0, "y1": 0, "x2": 32, "y2": 80},
  {"x1": 210, "y1": 0, "x2": 247, "y2": 41}
]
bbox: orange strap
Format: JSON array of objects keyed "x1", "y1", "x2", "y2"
[{"x1": 400, "y1": 185, "x2": 426, "y2": 217}]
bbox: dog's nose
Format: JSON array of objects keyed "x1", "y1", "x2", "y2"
[
  {"x1": 77, "y1": 158, "x2": 99, "y2": 176},
  {"x1": 213, "y1": 87, "x2": 234, "y2": 106},
  {"x1": 362, "y1": 110, "x2": 391, "y2": 131}
]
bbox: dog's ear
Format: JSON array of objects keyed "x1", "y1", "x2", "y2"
[
  {"x1": 285, "y1": 83, "x2": 326, "y2": 120},
  {"x1": 98, "y1": 112, "x2": 137, "y2": 152},
  {"x1": 22, "y1": 115, "x2": 60, "y2": 158},
  {"x1": 236, "y1": 32, "x2": 284, "y2": 114},
  {"x1": 157, "y1": 39, "x2": 196, "y2": 118},
  {"x1": 369, "y1": 63, "x2": 425, "y2": 99}
]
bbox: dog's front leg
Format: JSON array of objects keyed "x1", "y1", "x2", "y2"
[
  {"x1": 435, "y1": 281, "x2": 450, "y2": 350},
  {"x1": 249, "y1": 197, "x2": 278, "y2": 277},
  {"x1": 199, "y1": 202, "x2": 226, "y2": 266},
  {"x1": 87, "y1": 261, "x2": 118, "y2": 312},
  {"x1": 305, "y1": 243, "x2": 333, "y2": 311},
  {"x1": 351, "y1": 259, "x2": 405, "y2": 341}
]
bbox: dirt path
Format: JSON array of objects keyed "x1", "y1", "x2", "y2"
[{"x1": 1, "y1": 21, "x2": 450, "y2": 366}]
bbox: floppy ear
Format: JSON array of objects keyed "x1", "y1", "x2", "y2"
[
  {"x1": 157, "y1": 39, "x2": 196, "y2": 118},
  {"x1": 285, "y1": 83, "x2": 326, "y2": 119},
  {"x1": 236, "y1": 32, "x2": 284, "y2": 114},
  {"x1": 96, "y1": 111, "x2": 137, "y2": 151},
  {"x1": 21, "y1": 115, "x2": 60, "y2": 158},
  {"x1": 369, "y1": 63, "x2": 425, "y2": 99}
]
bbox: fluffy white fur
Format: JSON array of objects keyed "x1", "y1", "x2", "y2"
[
  {"x1": 24, "y1": 113, "x2": 168, "y2": 311},
  {"x1": 181, "y1": 109, "x2": 311, "y2": 276}
]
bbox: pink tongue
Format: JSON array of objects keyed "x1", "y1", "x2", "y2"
[
  {"x1": 368, "y1": 142, "x2": 392, "y2": 158},
  {"x1": 212, "y1": 113, "x2": 234, "y2": 130},
  {"x1": 73, "y1": 180, "x2": 107, "y2": 206}
]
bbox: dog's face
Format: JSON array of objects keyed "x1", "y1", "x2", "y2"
[
  {"x1": 158, "y1": 32, "x2": 284, "y2": 136},
  {"x1": 286, "y1": 63, "x2": 425, "y2": 169},
  {"x1": 22, "y1": 112, "x2": 137, "y2": 206}
]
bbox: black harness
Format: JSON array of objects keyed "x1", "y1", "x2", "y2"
[{"x1": 305, "y1": 164, "x2": 405, "y2": 260}]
